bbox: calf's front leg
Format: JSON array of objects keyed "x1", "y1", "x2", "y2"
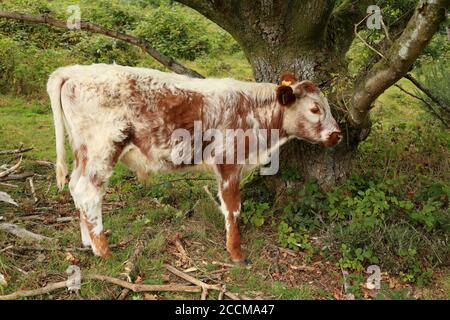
[{"x1": 216, "y1": 165, "x2": 245, "y2": 263}]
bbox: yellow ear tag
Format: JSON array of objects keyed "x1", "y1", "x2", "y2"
[{"x1": 282, "y1": 80, "x2": 292, "y2": 87}]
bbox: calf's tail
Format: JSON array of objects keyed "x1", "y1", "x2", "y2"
[{"x1": 47, "y1": 73, "x2": 68, "y2": 191}]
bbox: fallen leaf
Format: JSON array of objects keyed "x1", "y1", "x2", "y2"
[
  {"x1": 0, "y1": 191, "x2": 18, "y2": 207},
  {"x1": 64, "y1": 252, "x2": 78, "y2": 264}
]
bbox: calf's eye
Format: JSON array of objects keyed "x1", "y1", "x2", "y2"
[{"x1": 311, "y1": 106, "x2": 321, "y2": 114}]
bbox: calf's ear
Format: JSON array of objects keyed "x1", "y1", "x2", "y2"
[
  {"x1": 277, "y1": 85, "x2": 296, "y2": 106},
  {"x1": 293, "y1": 80, "x2": 319, "y2": 97}
]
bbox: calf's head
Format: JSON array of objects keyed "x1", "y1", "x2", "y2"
[{"x1": 277, "y1": 73, "x2": 342, "y2": 147}]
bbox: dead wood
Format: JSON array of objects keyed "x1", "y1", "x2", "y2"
[{"x1": 0, "y1": 223, "x2": 54, "y2": 242}]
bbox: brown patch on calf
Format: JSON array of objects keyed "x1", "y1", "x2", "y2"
[
  {"x1": 226, "y1": 213, "x2": 244, "y2": 262},
  {"x1": 81, "y1": 212, "x2": 111, "y2": 259},
  {"x1": 74, "y1": 144, "x2": 88, "y2": 175},
  {"x1": 127, "y1": 78, "x2": 204, "y2": 168}
]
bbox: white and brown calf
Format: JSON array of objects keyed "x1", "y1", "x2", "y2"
[{"x1": 47, "y1": 64, "x2": 341, "y2": 262}]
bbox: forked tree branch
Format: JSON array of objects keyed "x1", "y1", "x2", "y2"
[
  {"x1": 349, "y1": 0, "x2": 449, "y2": 127},
  {"x1": 0, "y1": 11, "x2": 204, "y2": 79}
]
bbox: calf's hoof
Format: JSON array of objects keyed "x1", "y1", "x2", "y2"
[{"x1": 233, "y1": 258, "x2": 252, "y2": 266}]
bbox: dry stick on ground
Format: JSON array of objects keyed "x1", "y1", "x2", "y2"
[
  {"x1": 0, "y1": 182, "x2": 18, "y2": 188},
  {"x1": 12, "y1": 240, "x2": 131, "y2": 253},
  {"x1": 165, "y1": 264, "x2": 240, "y2": 300},
  {"x1": 0, "y1": 11, "x2": 204, "y2": 79},
  {"x1": 0, "y1": 191, "x2": 19, "y2": 207},
  {"x1": 0, "y1": 157, "x2": 22, "y2": 178},
  {"x1": 0, "y1": 223, "x2": 54, "y2": 242},
  {"x1": 27, "y1": 177, "x2": 38, "y2": 204},
  {"x1": 201, "y1": 287, "x2": 208, "y2": 300},
  {"x1": 117, "y1": 230, "x2": 153, "y2": 300},
  {"x1": 0, "y1": 172, "x2": 35, "y2": 182},
  {"x1": 0, "y1": 274, "x2": 201, "y2": 300},
  {"x1": 0, "y1": 280, "x2": 68, "y2": 300},
  {"x1": 174, "y1": 236, "x2": 191, "y2": 266},
  {"x1": 34, "y1": 160, "x2": 54, "y2": 168},
  {"x1": 0, "y1": 147, "x2": 33, "y2": 156}
]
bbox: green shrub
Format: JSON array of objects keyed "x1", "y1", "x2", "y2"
[{"x1": 133, "y1": 6, "x2": 210, "y2": 61}]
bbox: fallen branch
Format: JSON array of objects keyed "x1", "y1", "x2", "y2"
[
  {"x1": 0, "y1": 182, "x2": 18, "y2": 188},
  {"x1": 86, "y1": 274, "x2": 201, "y2": 294},
  {"x1": 0, "y1": 157, "x2": 22, "y2": 178},
  {"x1": 34, "y1": 160, "x2": 54, "y2": 168},
  {"x1": 173, "y1": 234, "x2": 191, "y2": 266},
  {"x1": 0, "y1": 191, "x2": 18, "y2": 207},
  {"x1": 11, "y1": 242, "x2": 122, "y2": 253},
  {"x1": 0, "y1": 11, "x2": 204, "y2": 79},
  {"x1": 0, "y1": 223, "x2": 54, "y2": 242},
  {"x1": 0, "y1": 147, "x2": 32, "y2": 156},
  {"x1": 0, "y1": 172, "x2": 35, "y2": 181},
  {"x1": 27, "y1": 177, "x2": 38, "y2": 204},
  {"x1": 117, "y1": 229, "x2": 153, "y2": 300},
  {"x1": 0, "y1": 274, "x2": 201, "y2": 300},
  {"x1": 201, "y1": 287, "x2": 208, "y2": 300},
  {"x1": 165, "y1": 264, "x2": 240, "y2": 300},
  {"x1": 0, "y1": 280, "x2": 68, "y2": 300}
]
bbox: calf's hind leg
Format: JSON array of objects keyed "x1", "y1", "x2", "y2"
[{"x1": 70, "y1": 144, "x2": 118, "y2": 258}]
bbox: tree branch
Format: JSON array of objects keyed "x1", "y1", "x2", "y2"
[
  {"x1": 404, "y1": 73, "x2": 450, "y2": 113},
  {"x1": 350, "y1": 0, "x2": 449, "y2": 127},
  {"x1": 395, "y1": 84, "x2": 449, "y2": 128},
  {"x1": 0, "y1": 11, "x2": 204, "y2": 79}
]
